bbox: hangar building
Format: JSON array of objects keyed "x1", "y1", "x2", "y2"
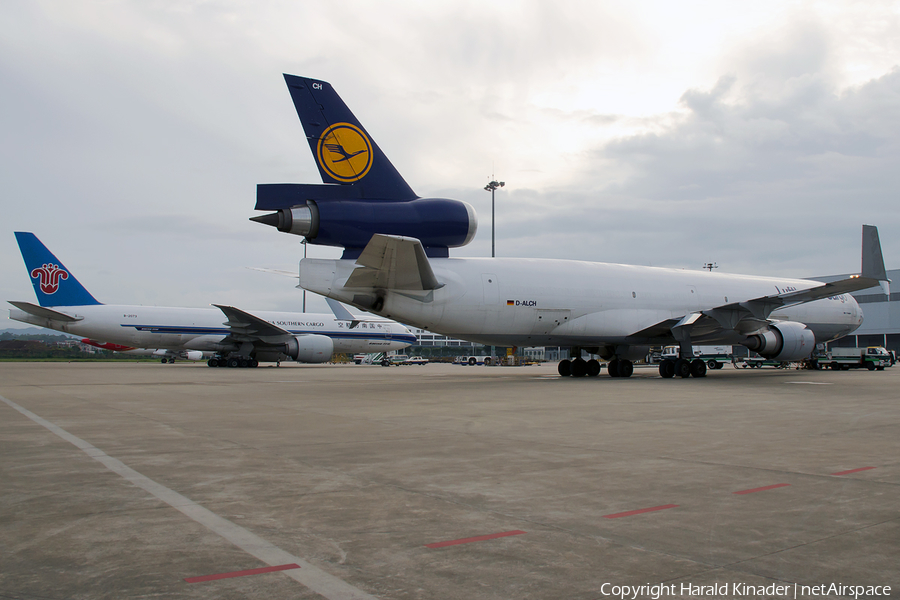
[{"x1": 813, "y1": 268, "x2": 899, "y2": 353}]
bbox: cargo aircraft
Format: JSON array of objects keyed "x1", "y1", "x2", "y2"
[
  {"x1": 9, "y1": 232, "x2": 415, "y2": 367},
  {"x1": 251, "y1": 75, "x2": 890, "y2": 379}
]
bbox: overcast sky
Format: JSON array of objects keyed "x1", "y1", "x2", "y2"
[{"x1": 2, "y1": 1, "x2": 899, "y2": 327}]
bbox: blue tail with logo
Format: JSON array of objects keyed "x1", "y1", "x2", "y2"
[
  {"x1": 14, "y1": 232, "x2": 101, "y2": 307},
  {"x1": 253, "y1": 75, "x2": 478, "y2": 259},
  {"x1": 283, "y1": 74, "x2": 417, "y2": 200}
]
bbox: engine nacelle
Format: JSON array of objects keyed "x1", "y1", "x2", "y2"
[
  {"x1": 184, "y1": 351, "x2": 204, "y2": 361},
  {"x1": 252, "y1": 197, "x2": 477, "y2": 257},
  {"x1": 284, "y1": 334, "x2": 334, "y2": 364},
  {"x1": 742, "y1": 321, "x2": 815, "y2": 361}
]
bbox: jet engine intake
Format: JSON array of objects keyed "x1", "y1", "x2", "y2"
[
  {"x1": 284, "y1": 334, "x2": 334, "y2": 363},
  {"x1": 742, "y1": 321, "x2": 815, "y2": 361}
]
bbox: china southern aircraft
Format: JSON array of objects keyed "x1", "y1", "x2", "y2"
[
  {"x1": 251, "y1": 75, "x2": 890, "y2": 379},
  {"x1": 9, "y1": 232, "x2": 415, "y2": 367}
]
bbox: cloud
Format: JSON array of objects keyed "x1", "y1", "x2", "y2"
[{"x1": 1, "y1": 1, "x2": 899, "y2": 326}]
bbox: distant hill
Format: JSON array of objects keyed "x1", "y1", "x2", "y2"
[{"x1": 0, "y1": 328, "x2": 79, "y2": 342}]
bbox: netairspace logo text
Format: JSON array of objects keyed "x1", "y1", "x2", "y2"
[{"x1": 599, "y1": 582, "x2": 892, "y2": 599}]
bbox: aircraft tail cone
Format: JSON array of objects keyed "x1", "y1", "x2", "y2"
[{"x1": 250, "y1": 212, "x2": 280, "y2": 228}]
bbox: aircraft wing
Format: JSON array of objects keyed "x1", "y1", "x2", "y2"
[
  {"x1": 633, "y1": 224, "x2": 891, "y2": 340},
  {"x1": 344, "y1": 234, "x2": 443, "y2": 291},
  {"x1": 212, "y1": 304, "x2": 294, "y2": 344},
  {"x1": 7, "y1": 301, "x2": 83, "y2": 322}
]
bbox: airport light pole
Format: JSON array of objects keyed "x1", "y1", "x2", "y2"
[
  {"x1": 484, "y1": 179, "x2": 505, "y2": 258},
  {"x1": 301, "y1": 239, "x2": 308, "y2": 313}
]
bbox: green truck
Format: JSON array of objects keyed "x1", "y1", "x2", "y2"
[{"x1": 821, "y1": 347, "x2": 892, "y2": 370}]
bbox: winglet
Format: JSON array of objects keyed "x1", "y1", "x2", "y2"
[
  {"x1": 861, "y1": 225, "x2": 890, "y2": 297},
  {"x1": 325, "y1": 298, "x2": 361, "y2": 329}
]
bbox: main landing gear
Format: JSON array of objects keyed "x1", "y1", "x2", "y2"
[
  {"x1": 557, "y1": 358, "x2": 635, "y2": 378},
  {"x1": 658, "y1": 358, "x2": 707, "y2": 378}
]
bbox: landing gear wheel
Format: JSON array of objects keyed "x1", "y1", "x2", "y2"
[
  {"x1": 674, "y1": 358, "x2": 691, "y2": 378},
  {"x1": 607, "y1": 359, "x2": 620, "y2": 378},
  {"x1": 160, "y1": 358, "x2": 167, "y2": 364},
  {"x1": 659, "y1": 359, "x2": 675, "y2": 378},
  {"x1": 227, "y1": 357, "x2": 240, "y2": 368},
  {"x1": 690, "y1": 358, "x2": 707, "y2": 378},
  {"x1": 618, "y1": 360, "x2": 634, "y2": 378},
  {"x1": 586, "y1": 359, "x2": 601, "y2": 377},
  {"x1": 571, "y1": 358, "x2": 587, "y2": 377},
  {"x1": 558, "y1": 360, "x2": 571, "y2": 376},
  {"x1": 250, "y1": 359, "x2": 259, "y2": 368},
  {"x1": 207, "y1": 358, "x2": 218, "y2": 368}
]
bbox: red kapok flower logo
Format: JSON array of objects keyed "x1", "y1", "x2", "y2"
[{"x1": 31, "y1": 263, "x2": 69, "y2": 294}]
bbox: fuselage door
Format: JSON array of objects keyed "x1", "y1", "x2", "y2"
[{"x1": 482, "y1": 273, "x2": 500, "y2": 305}]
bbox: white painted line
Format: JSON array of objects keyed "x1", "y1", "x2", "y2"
[
  {"x1": 0, "y1": 395, "x2": 377, "y2": 600},
  {"x1": 784, "y1": 382, "x2": 833, "y2": 385}
]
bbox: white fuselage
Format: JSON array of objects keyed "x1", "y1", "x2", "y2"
[
  {"x1": 302, "y1": 256, "x2": 863, "y2": 348},
  {"x1": 9, "y1": 304, "x2": 416, "y2": 354}
]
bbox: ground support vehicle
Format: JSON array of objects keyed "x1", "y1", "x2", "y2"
[
  {"x1": 734, "y1": 356, "x2": 789, "y2": 369},
  {"x1": 402, "y1": 356, "x2": 429, "y2": 365},
  {"x1": 661, "y1": 345, "x2": 732, "y2": 370},
  {"x1": 821, "y1": 347, "x2": 892, "y2": 371},
  {"x1": 454, "y1": 355, "x2": 499, "y2": 366},
  {"x1": 382, "y1": 354, "x2": 409, "y2": 366}
]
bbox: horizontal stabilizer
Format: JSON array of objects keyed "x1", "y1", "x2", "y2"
[
  {"x1": 345, "y1": 234, "x2": 443, "y2": 291},
  {"x1": 255, "y1": 183, "x2": 363, "y2": 211},
  {"x1": 7, "y1": 300, "x2": 82, "y2": 322}
]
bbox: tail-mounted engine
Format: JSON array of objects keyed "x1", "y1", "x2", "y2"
[
  {"x1": 742, "y1": 321, "x2": 815, "y2": 361},
  {"x1": 251, "y1": 185, "x2": 477, "y2": 258},
  {"x1": 284, "y1": 334, "x2": 334, "y2": 364}
]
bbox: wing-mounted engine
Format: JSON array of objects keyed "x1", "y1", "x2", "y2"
[
  {"x1": 284, "y1": 334, "x2": 334, "y2": 363},
  {"x1": 741, "y1": 321, "x2": 815, "y2": 361}
]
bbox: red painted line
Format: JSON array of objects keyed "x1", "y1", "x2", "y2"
[
  {"x1": 603, "y1": 504, "x2": 678, "y2": 519},
  {"x1": 184, "y1": 563, "x2": 300, "y2": 583},
  {"x1": 832, "y1": 466, "x2": 876, "y2": 476},
  {"x1": 425, "y1": 530, "x2": 526, "y2": 549},
  {"x1": 733, "y1": 483, "x2": 791, "y2": 495}
]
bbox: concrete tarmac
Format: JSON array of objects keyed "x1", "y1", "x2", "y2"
[{"x1": 1, "y1": 361, "x2": 897, "y2": 600}]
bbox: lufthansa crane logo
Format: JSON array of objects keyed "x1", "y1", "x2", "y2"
[{"x1": 316, "y1": 123, "x2": 373, "y2": 182}]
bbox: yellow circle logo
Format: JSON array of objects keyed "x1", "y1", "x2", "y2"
[{"x1": 316, "y1": 123, "x2": 373, "y2": 182}]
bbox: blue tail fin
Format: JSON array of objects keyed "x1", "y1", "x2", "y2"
[
  {"x1": 14, "y1": 232, "x2": 101, "y2": 307},
  {"x1": 282, "y1": 74, "x2": 417, "y2": 201}
]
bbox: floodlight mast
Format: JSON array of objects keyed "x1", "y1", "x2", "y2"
[{"x1": 484, "y1": 179, "x2": 505, "y2": 258}]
